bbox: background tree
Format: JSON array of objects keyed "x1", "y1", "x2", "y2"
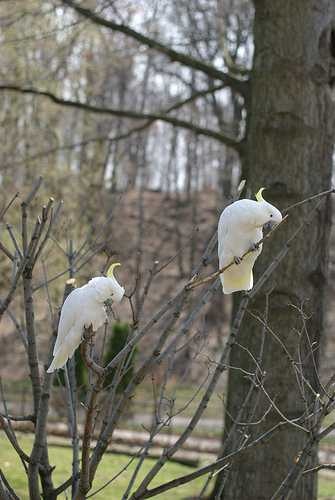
[{"x1": 212, "y1": 1, "x2": 335, "y2": 498}]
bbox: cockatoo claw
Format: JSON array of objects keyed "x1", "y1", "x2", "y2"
[
  {"x1": 250, "y1": 242, "x2": 260, "y2": 252},
  {"x1": 234, "y1": 256, "x2": 242, "y2": 265}
]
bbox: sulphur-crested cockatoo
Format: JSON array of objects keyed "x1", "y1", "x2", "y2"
[
  {"x1": 47, "y1": 263, "x2": 124, "y2": 373},
  {"x1": 218, "y1": 188, "x2": 282, "y2": 294}
]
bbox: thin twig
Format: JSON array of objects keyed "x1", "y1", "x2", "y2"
[
  {"x1": 0, "y1": 192, "x2": 19, "y2": 221},
  {"x1": 303, "y1": 463, "x2": 335, "y2": 474},
  {"x1": 283, "y1": 188, "x2": 335, "y2": 213}
]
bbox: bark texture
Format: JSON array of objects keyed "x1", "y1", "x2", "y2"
[{"x1": 214, "y1": 1, "x2": 335, "y2": 499}]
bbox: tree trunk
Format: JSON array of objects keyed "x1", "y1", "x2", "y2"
[{"x1": 213, "y1": 1, "x2": 335, "y2": 499}]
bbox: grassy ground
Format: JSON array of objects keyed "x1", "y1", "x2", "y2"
[
  {"x1": 321, "y1": 476, "x2": 335, "y2": 499},
  {"x1": 1, "y1": 433, "x2": 205, "y2": 499},
  {"x1": 132, "y1": 384, "x2": 224, "y2": 420},
  {"x1": 1, "y1": 433, "x2": 335, "y2": 499}
]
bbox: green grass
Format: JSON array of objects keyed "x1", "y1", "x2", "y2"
[
  {"x1": 319, "y1": 476, "x2": 335, "y2": 498},
  {"x1": 0, "y1": 432, "x2": 204, "y2": 499},
  {"x1": 1, "y1": 433, "x2": 335, "y2": 499},
  {"x1": 132, "y1": 383, "x2": 224, "y2": 421}
]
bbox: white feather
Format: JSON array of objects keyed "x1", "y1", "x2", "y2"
[
  {"x1": 218, "y1": 198, "x2": 282, "y2": 294},
  {"x1": 47, "y1": 273, "x2": 125, "y2": 373}
]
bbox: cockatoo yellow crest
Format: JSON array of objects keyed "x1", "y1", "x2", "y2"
[
  {"x1": 218, "y1": 188, "x2": 282, "y2": 294},
  {"x1": 255, "y1": 187, "x2": 265, "y2": 202},
  {"x1": 47, "y1": 264, "x2": 125, "y2": 372},
  {"x1": 107, "y1": 262, "x2": 121, "y2": 277}
]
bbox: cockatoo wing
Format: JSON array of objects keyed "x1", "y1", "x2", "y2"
[
  {"x1": 47, "y1": 323, "x2": 83, "y2": 372},
  {"x1": 217, "y1": 207, "x2": 231, "y2": 262},
  {"x1": 53, "y1": 288, "x2": 83, "y2": 355},
  {"x1": 87, "y1": 302, "x2": 107, "y2": 331},
  {"x1": 48, "y1": 289, "x2": 108, "y2": 372}
]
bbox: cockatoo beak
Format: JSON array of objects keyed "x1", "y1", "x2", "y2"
[
  {"x1": 264, "y1": 214, "x2": 282, "y2": 231},
  {"x1": 263, "y1": 221, "x2": 275, "y2": 231}
]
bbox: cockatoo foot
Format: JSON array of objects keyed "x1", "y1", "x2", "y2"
[
  {"x1": 234, "y1": 256, "x2": 242, "y2": 265},
  {"x1": 250, "y1": 242, "x2": 260, "y2": 252}
]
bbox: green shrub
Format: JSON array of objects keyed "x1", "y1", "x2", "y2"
[{"x1": 103, "y1": 322, "x2": 137, "y2": 392}]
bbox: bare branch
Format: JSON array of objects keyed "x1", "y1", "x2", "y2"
[
  {"x1": 303, "y1": 463, "x2": 335, "y2": 474},
  {"x1": 0, "y1": 85, "x2": 242, "y2": 150},
  {"x1": 0, "y1": 192, "x2": 19, "y2": 222},
  {"x1": 0, "y1": 240, "x2": 15, "y2": 261},
  {"x1": 62, "y1": 0, "x2": 248, "y2": 97},
  {"x1": 0, "y1": 469, "x2": 20, "y2": 500},
  {"x1": 77, "y1": 328, "x2": 105, "y2": 499},
  {"x1": 283, "y1": 188, "x2": 335, "y2": 213},
  {"x1": 133, "y1": 423, "x2": 287, "y2": 499},
  {"x1": 6, "y1": 225, "x2": 23, "y2": 260},
  {"x1": 2, "y1": 82, "x2": 229, "y2": 170},
  {"x1": 81, "y1": 327, "x2": 105, "y2": 378}
]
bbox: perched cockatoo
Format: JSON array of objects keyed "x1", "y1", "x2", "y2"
[
  {"x1": 218, "y1": 188, "x2": 282, "y2": 294},
  {"x1": 47, "y1": 263, "x2": 124, "y2": 372}
]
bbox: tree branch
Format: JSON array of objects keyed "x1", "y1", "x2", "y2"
[
  {"x1": 134, "y1": 422, "x2": 287, "y2": 499},
  {"x1": 1, "y1": 82, "x2": 234, "y2": 170},
  {"x1": 77, "y1": 327, "x2": 105, "y2": 499},
  {"x1": 0, "y1": 192, "x2": 19, "y2": 222},
  {"x1": 0, "y1": 84, "x2": 242, "y2": 150},
  {"x1": 0, "y1": 469, "x2": 20, "y2": 500},
  {"x1": 303, "y1": 463, "x2": 335, "y2": 475},
  {"x1": 62, "y1": 0, "x2": 248, "y2": 98}
]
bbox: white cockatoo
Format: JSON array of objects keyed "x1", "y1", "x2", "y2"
[
  {"x1": 218, "y1": 188, "x2": 282, "y2": 294},
  {"x1": 47, "y1": 263, "x2": 124, "y2": 373}
]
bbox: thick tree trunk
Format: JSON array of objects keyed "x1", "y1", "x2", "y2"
[{"x1": 213, "y1": 1, "x2": 335, "y2": 499}]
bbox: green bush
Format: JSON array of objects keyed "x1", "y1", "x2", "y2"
[{"x1": 103, "y1": 322, "x2": 137, "y2": 392}]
